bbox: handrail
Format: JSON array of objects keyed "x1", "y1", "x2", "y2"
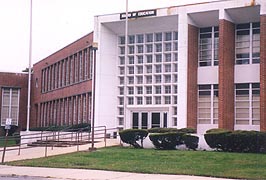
[{"x1": 0, "y1": 126, "x2": 119, "y2": 163}]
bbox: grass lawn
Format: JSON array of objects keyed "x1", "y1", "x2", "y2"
[
  {"x1": 0, "y1": 138, "x2": 17, "y2": 147},
  {"x1": 7, "y1": 146, "x2": 266, "y2": 180}
]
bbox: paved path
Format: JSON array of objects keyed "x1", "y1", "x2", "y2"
[{"x1": 0, "y1": 165, "x2": 235, "y2": 180}]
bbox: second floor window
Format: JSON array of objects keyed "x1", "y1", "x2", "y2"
[{"x1": 199, "y1": 26, "x2": 219, "y2": 67}]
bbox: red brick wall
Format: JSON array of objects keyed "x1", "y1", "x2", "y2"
[
  {"x1": 260, "y1": 15, "x2": 266, "y2": 131},
  {"x1": 0, "y1": 72, "x2": 28, "y2": 130},
  {"x1": 218, "y1": 19, "x2": 235, "y2": 130},
  {"x1": 187, "y1": 24, "x2": 199, "y2": 129},
  {"x1": 30, "y1": 32, "x2": 93, "y2": 128}
]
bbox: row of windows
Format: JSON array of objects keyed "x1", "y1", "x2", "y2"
[
  {"x1": 1, "y1": 88, "x2": 20, "y2": 126},
  {"x1": 41, "y1": 48, "x2": 93, "y2": 93},
  {"x1": 119, "y1": 53, "x2": 178, "y2": 65},
  {"x1": 38, "y1": 93, "x2": 92, "y2": 127},
  {"x1": 197, "y1": 83, "x2": 260, "y2": 126},
  {"x1": 119, "y1": 32, "x2": 178, "y2": 45},
  {"x1": 119, "y1": 74, "x2": 177, "y2": 85},
  {"x1": 119, "y1": 64, "x2": 177, "y2": 75},
  {"x1": 199, "y1": 22, "x2": 260, "y2": 67}
]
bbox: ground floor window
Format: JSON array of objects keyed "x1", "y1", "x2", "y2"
[
  {"x1": 1, "y1": 88, "x2": 20, "y2": 126},
  {"x1": 198, "y1": 84, "x2": 218, "y2": 124},
  {"x1": 235, "y1": 83, "x2": 260, "y2": 125}
]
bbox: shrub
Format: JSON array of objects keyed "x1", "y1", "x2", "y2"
[
  {"x1": 149, "y1": 132, "x2": 184, "y2": 150},
  {"x1": 148, "y1": 128, "x2": 178, "y2": 133},
  {"x1": 12, "y1": 132, "x2": 21, "y2": 145},
  {"x1": 119, "y1": 129, "x2": 148, "y2": 148},
  {"x1": 183, "y1": 134, "x2": 199, "y2": 150},
  {"x1": 205, "y1": 129, "x2": 266, "y2": 153},
  {"x1": 177, "y1": 128, "x2": 197, "y2": 134},
  {"x1": 204, "y1": 129, "x2": 231, "y2": 151}
]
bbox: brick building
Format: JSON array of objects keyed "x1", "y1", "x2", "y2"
[
  {"x1": 0, "y1": 72, "x2": 28, "y2": 133},
  {"x1": 30, "y1": 32, "x2": 94, "y2": 128},
  {"x1": 93, "y1": 0, "x2": 266, "y2": 133}
]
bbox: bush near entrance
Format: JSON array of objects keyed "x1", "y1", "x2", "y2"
[
  {"x1": 119, "y1": 129, "x2": 148, "y2": 148},
  {"x1": 204, "y1": 128, "x2": 266, "y2": 153}
]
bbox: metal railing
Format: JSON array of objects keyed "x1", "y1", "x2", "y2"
[{"x1": 0, "y1": 126, "x2": 118, "y2": 164}]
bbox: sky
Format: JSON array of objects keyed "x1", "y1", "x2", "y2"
[{"x1": 0, "y1": 0, "x2": 215, "y2": 73}]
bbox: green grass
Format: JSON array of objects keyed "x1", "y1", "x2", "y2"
[
  {"x1": 0, "y1": 138, "x2": 17, "y2": 147},
  {"x1": 7, "y1": 146, "x2": 266, "y2": 179}
]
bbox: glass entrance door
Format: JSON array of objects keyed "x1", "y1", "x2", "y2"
[{"x1": 151, "y1": 112, "x2": 160, "y2": 128}]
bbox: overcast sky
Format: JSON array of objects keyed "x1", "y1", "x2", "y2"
[{"x1": 0, "y1": 0, "x2": 214, "y2": 73}]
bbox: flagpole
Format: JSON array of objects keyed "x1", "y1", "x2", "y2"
[
  {"x1": 26, "y1": 0, "x2": 33, "y2": 132},
  {"x1": 123, "y1": 0, "x2": 128, "y2": 129}
]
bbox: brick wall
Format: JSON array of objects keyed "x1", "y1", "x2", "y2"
[
  {"x1": 0, "y1": 72, "x2": 28, "y2": 130},
  {"x1": 187, "y1": 24, "x2": 199, "y2": 129},
  {"x1": 30, "y1": 32, "x2": 94, "y2": 128},
  {"x1": 218, "y1": 19, "x2": 235, "y2": 130},
  {"x1": 260, "y1": 15, "x2": 266, "y2": 131}
]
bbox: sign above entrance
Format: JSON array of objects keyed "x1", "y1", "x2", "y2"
[{"x1": 120, "y1": 9, "x2": 157, "y2": 20}]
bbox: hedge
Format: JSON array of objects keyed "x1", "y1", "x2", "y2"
[
  {"x1": 204, "y1": 129, "x2": 266, "y2": 153},
  {"x1": 149, "y1": 132, "x2": 184, "y2": 150},
  {"x1": 119, "y1": 129, "x2": 148, "y2": 148},
  {"x1": 148, "y1": 128, "x2": 178, "y2": 133},
  {"x1": 183, "y1": 134, "x2": 199, "y2": 150}
]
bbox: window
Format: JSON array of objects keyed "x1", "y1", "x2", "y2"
[
  {"x1": 128, "y1": 66, "x2": 134, "y2": 74},
  {"x1": 128, "y1": 87, "x2": 134, "y2": 95},
  {"x1": 146, "y1": 65, "x2": 152, "y2": 73},
  {"x1": 164, "y1": 96, "x2": 171, "y2": 104},
  {"x1": 146, "y1": 76, "x2": 152, "y2": 84},
  {"x1": 173, "y1": 85, "x2": 178, "y2": 94},
  {"x1": 235, "y1": 83, "x2": 260, "y2": 125},
  {"x1": 155, "y1": 96, "x2": 161, "y2": 104},
  {"x1": 129, "y1": 35, "x2": 135, "y2": 44},
  {"x1": 173, "y1": 53, "x2": 178, "y2": 61},
  {"x1": 165, "y1": 43, "x2": 172, "y2": 51},
  {"x1": 146, "y1": 55, "x2": 153, "y2": 63},
  {"x1": 173, "y1": 75, "x2": 178, "y2": 83},
  {"x1": 173, "y1": 96, "x2": 177, "y2": 104},
  {"x1": 128, "y1": 76, "x2": 134, "y2": 84},
  {"x1": 164, "y1": 75, "x2": 171, "y2": 83},
  {"x1": 128, "y1": 97, "x2": 134, "y2": 105},
  {"x1": 120, "y1": 47, "x2": 125, "y2": 55},
  {"x1": 137, "y1": 34, "x2": 144, "y2": 43},
  {"x1": 155, "y1": 75, "x2": 161, "y2": 83},
  {"x1": 119, "y1": 67, "x2": 124, "y2": 75},
  {"x1": 119, "y1": 87, "x2": 124, "y2": 95},
  {"x1": 120, "y1": 57, "x2": 125, "y2": 65},
  {"x1": 137, "y1": 97, "x2": 143, "y2": 105},
  {"x1": 199, "y1": 26, "x2": 219, "y2": 66},
  {"x1": 129, "y1": 46, "x2": 134, "y2": 54},
  {"x1": 119, "y1": 77, "x2": 124, "y2": 85},
  {"x1": 146, "y1": 86, "x2": 152, "y2": 94},
  {"x1": 146, "y1": 97, "x2": 152, "y2": 105},
  {"x1": 146, "y1": 33, "x2": 153, "y2": 42},
  {"x1": 236, "y1": 22, "x2": 260, "y2": 64},
  {"x1": 137, "y1": 45, "x2": 144, "y2": 53},
  {"x1": 155, "y1": 44, "x2": 162, "y2": 52},
  {"x1": 137, "y1": 56, "x2": 143, "y2": 64},
  {"x1": 137, "y1": 76, "x2": 143, "y2": 84},
  {"x1": 198, "y1": 84, "x2": 218, "y2": 124},
  {"x1": 137, "y1": 66, "x2": 143, "y2": 74},
  {"x1": 146, "y1": 44, "x2": 153, "y2": 53},
  {"x1": 155, "y1": 86, "x2": 161, "y2": 94},
  {"x1": 119, "y1": 108, "x2": 124, "y2": 115},
  {"x1": 164, "y1": 64, "x2": 171, "y2": 73},
  {"x1": 173, "y1": 42, "x2": 178, "y2": 51},
  {"x1": 1, "y1": 88, "x2": 20, "y2": 126},
  {"x1": 137, "y1": 87, "x2": 143, "y2": 94},
  {"x1": 155, "y1": 54, "x2": 162, "y2": 63},
  {"x1": 129, "y1": 56, "x2": 134, "y2": 64},
  {"x1": 155, "y1": 65, "x2": 162, "y2": 73},
  {"x1": 165, "y1": 54, "x2": 171, "y2": 62},
  {"x1": 155, "y1": 33, "x2": 162, "y2": 42},
  {"x1": 119, "y1": 36, "x2": 125, "y2": 45},
  {"x1": 165, "y1": 32, "x2": 172, "y2": 41},
  {"x1": 165, "y1": 86, "x2": 171, "y2": 94},
  {"x1": 119, "y1": 97, "x2": 124, "y2": 105}
]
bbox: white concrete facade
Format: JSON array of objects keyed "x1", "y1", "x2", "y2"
[{"x1": 93, "y1": 0, "x2": 266, "y2": 133}]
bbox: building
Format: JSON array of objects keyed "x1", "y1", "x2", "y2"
[
  {"x1": 30, "y1": 32, "x2": 94, "y2": 128},
  {"x1": 0, "y1": 72, "x2": 28, "y2": 134},
  {"x1": 93, "y1": 0, "x2": 266, "y2": 133}
]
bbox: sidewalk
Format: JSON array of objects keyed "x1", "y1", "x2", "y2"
[{"x1": 0, "y1": 165, "x2": 235, "y2": 180}]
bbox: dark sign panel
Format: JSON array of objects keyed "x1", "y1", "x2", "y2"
[{"x1": 120, "y1": 9, "x2": 157, "y2": 20}]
